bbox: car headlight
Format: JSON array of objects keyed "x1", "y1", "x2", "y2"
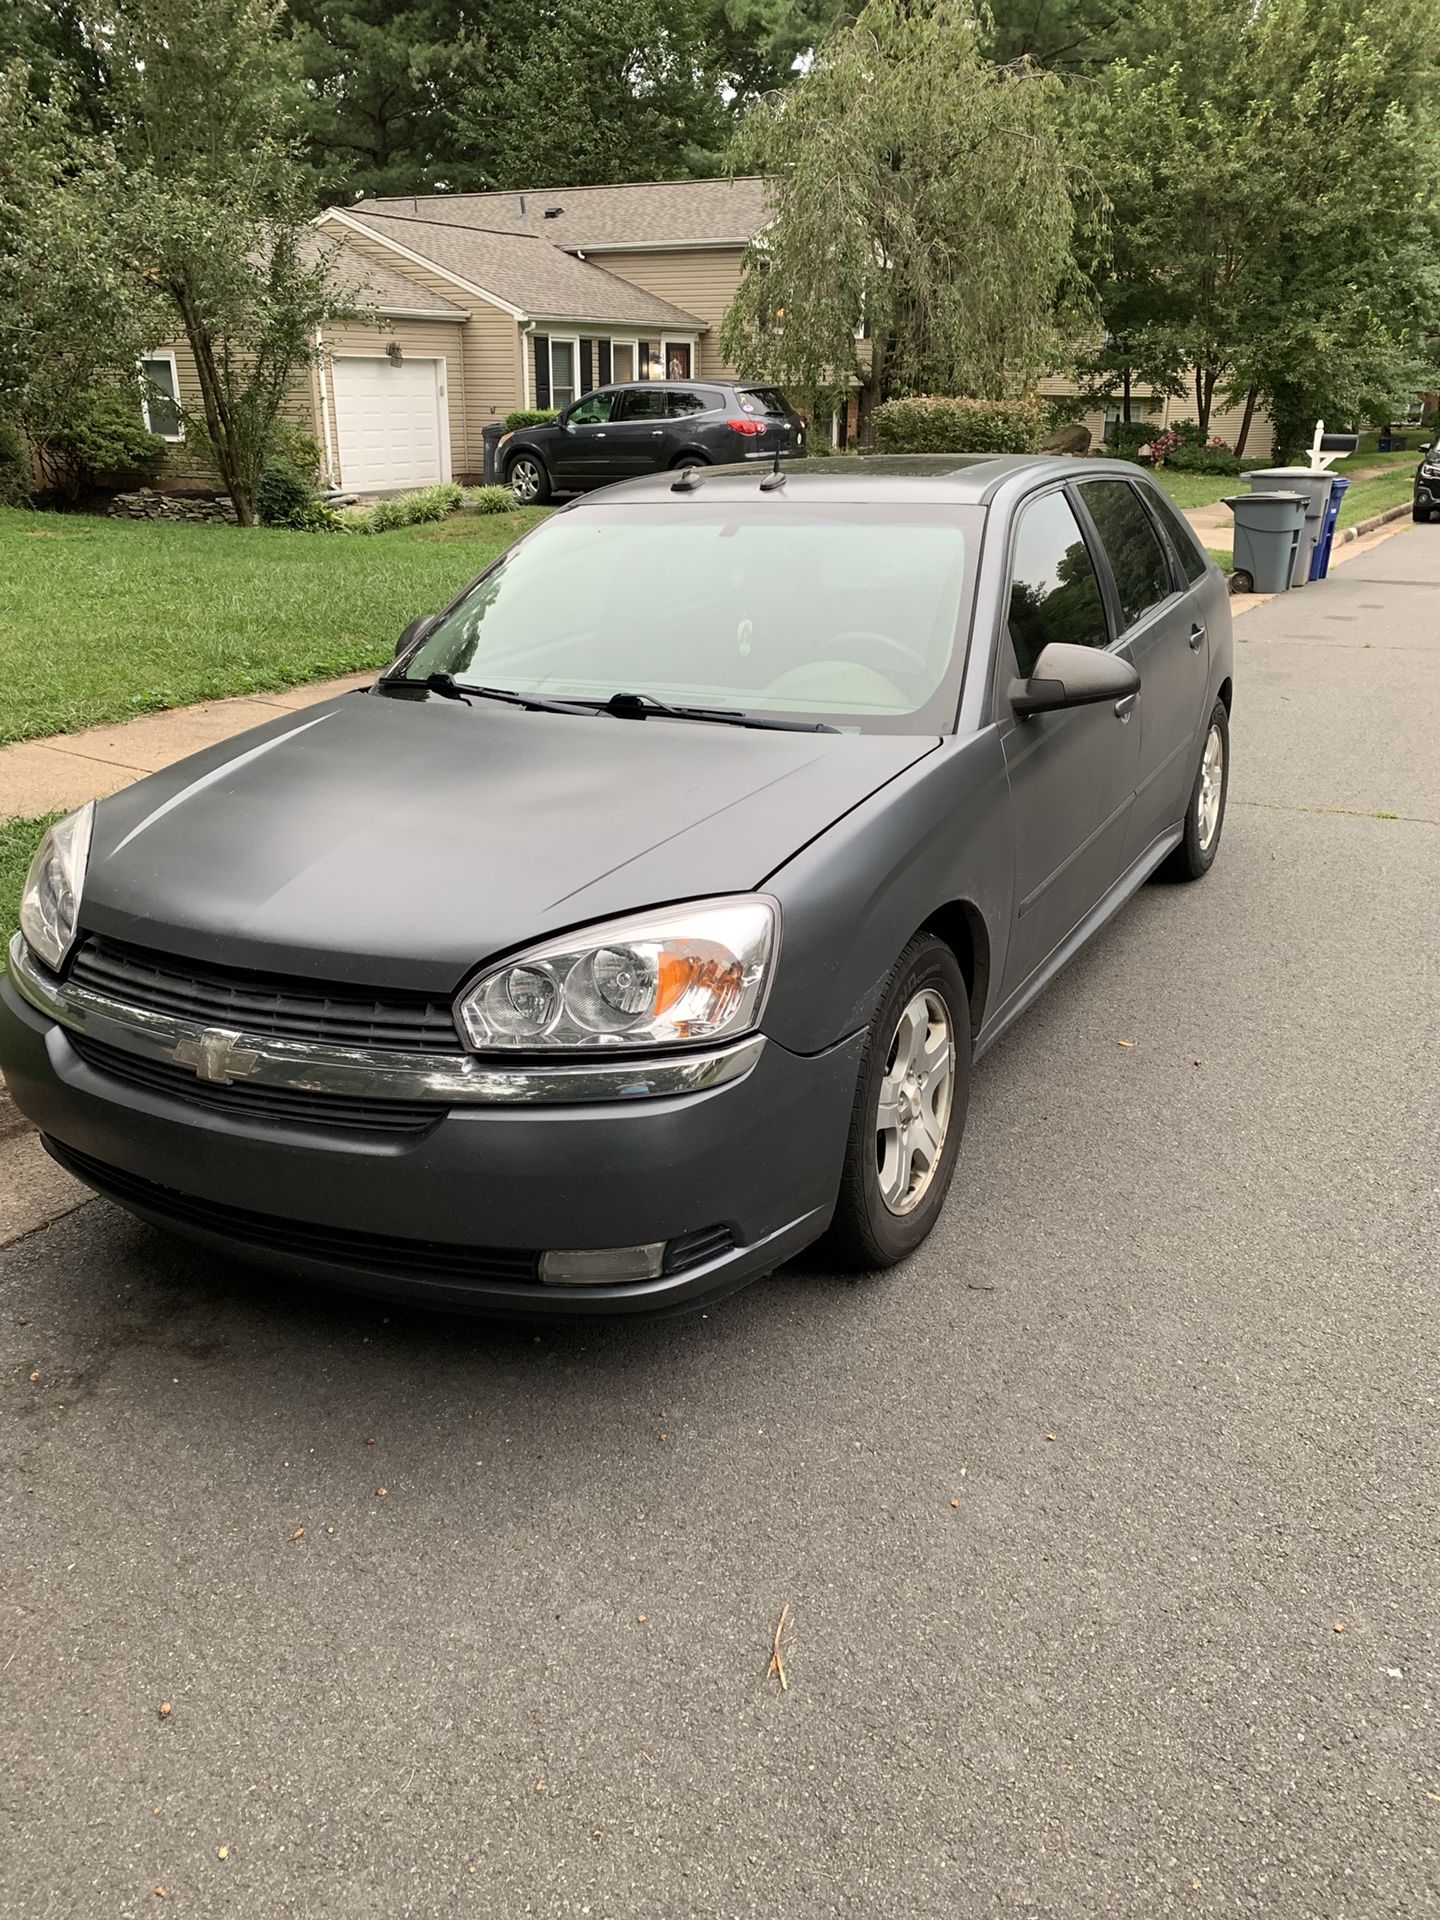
[
  {"x1": 19, "y1": 802, "x2": 94, "y2": 973},
  {"x1": 457, "y1": 897, "x2": 777, "y2": 1052}
]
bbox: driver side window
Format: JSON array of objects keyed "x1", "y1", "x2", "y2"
[
  {"x1": 1007, "y1": 492, "x2": 1109, "y2": 678},
  {"x1": 566, "y1": 392, "x2": 613, "y2": 426}
]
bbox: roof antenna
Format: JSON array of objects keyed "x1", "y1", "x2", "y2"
[
  {"x1": 671, "y1": 465, "x2": 704, "y2": 492},
  {"x1": 759, "y1": 448, "x2": 786, "y2": 491}
]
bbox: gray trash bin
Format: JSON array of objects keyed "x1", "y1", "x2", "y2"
[
  {"x1": 482, "y1": 420, "x2": 506, "y2": 485},
  {"x1": 1243, "y1": 468, "x2": 1337, "y2": 588},
  {"x1": 1225, "y1": 491, "x2": 1307, "y2": 594}
]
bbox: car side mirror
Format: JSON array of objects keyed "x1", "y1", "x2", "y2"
[
  {"x1": 395, "y1": 613, "x2": 439, "y2": 658},
  {"x1": 1010, "y1": 641, "x2": 1140, "y2": 718}
]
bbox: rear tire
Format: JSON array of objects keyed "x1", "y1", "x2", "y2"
[
  {"x1": 1160, "y1": 700, "x2": 1229, "y2": 882},
  {"x1": 822, "y1": 934, "x2": 971, "y2": 1271},
  {"x1": 670, "y1": 452, "x2": 709, "y2": 471},
  {"x1": 506, "y1": 451, "x2": 551, "y2": 505}
]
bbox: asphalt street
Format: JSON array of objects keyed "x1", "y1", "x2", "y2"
[{"x1": 3, "y1": 530, "x2": 1437, "y2": 1919}]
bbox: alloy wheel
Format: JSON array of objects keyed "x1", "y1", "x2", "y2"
[
  {"x1": 1198, "y1": 722, "x2": 1225, "y2": 850},
  {"x1": 875, "y1": 989, "x2": 955, "y2": 1216},
  {"x1": 509, "y1": 458, "x2": 542, "y2": 504}
]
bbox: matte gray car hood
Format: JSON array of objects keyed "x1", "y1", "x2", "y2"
[{"x1": 80, "y1": 691, "x2": 937, "y2": 992}]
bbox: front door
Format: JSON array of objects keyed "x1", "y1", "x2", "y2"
[
  {"x1": 549, "y1": 390, "x2": 617, "y2": 488},
  {"x1": 996, "y1": 488, "x2": 1142, "y2": 1000},
  {"x1": 605, "y1": 387, "x2": 672, "y2": 473},
  {"x1": 1074, "y1": 477, "x2": 1207, "y2": 857}
]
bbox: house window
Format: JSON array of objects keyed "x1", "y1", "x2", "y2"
[
  {"x1": 139, "y1": 352, "x2": 183, "y2": 441},
  {"x1": 611, "y1": 341, "x2": 636, "y2": 384},
  {"x1": 549, "y1": 339, "x2": 578, "y2": 410}
]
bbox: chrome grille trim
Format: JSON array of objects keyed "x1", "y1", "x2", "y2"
[{"x1": 11, "y1": 934, "x2": 765, "y2": 1107}]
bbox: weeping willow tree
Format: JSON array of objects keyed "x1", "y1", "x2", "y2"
[{"x1": 721, "y1": 0, "x2": 1093, "y2": 438}]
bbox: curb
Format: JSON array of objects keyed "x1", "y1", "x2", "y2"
[{"x1": 1335, "y1": 501, "x2": 1412, "y2": 545}]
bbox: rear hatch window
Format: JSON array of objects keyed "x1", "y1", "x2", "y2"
[{"x1": 737, "y1": 388, "x2": 791, "y2": 417}]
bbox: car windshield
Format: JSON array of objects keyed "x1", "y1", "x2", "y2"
[{"x1": 397, "y1": 503, "x2": 978, "y2": 734}]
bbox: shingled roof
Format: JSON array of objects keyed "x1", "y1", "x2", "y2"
[
  {"x1": 332, "y1": 207, "x2": 708, "y2": 329},
  {"x1": 358, "y1": 177, "x2": 770, "y2": 253}
]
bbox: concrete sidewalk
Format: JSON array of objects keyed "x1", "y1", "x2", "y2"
[{"x1": 0, "y1": 671, "x2": 371, "y2": 822}]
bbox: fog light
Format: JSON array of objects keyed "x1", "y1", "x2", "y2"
[{"x1": 539, "y1": 1242, "x2": 666, "y2": 1285}]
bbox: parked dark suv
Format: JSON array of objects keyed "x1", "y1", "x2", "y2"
[
  {"x1": 1412, "y1": 436, "x2": 1440, "y2": 520},
  {"x1": 499, "y1": 381, "x2": 807, "y2": 502}
]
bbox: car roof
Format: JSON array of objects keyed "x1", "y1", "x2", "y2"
[{"x1": 568, "y1": 453, "x2": 1149, "y2": 506}]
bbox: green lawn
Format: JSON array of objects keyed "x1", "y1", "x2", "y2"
[
  {"x1": 1154, "y1": 446, "x2": 1419, "y2": 516},
  {"x1": 0, "y1": 505, "x2": 547, "y2": 748},
  {"x1": 0, "y1": 811, "x2": 59, "y2": 946},
  {"x1": 1335, "y1": 467, "x2": 1414, "y2": 528}
]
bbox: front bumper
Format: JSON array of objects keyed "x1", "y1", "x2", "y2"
[{"x1": 0, "y1": 960, "x2": 861, "y2": 1315}]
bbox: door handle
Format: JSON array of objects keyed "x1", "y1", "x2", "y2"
[
  {"x1": 1114, "y1": 693, "x2": 1137, "y2": 721},
  {"x1": 651, "y1": 429, "x2": 663, "y2": 437},
  {"x1": 1189, "y1": 622, "x2": 1206, "y2": 651},
  {"x1": 594, "y1": 432, "x2": 606, "y2": 439}
]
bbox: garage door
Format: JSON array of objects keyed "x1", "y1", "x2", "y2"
[{"x1": 331, "y1": 356, "x2": 447, "y2": 492}]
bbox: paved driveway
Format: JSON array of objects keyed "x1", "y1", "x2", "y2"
[{"x1": 4, "y1": 534, "x2": 1437, "y2": 1918}]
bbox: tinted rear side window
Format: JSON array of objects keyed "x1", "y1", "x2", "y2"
[
  {"x1": 667, "y1": 388, "x2": 724, "y2": 416},
  {"x1": 1139, "y1": 481, "x2": 1210, "y2": 584},
  {"x1": 738, "y1": 388, "x2": 789, "y2": 416},
  {"x1": 1007, "y1": 491, "x2": 1108, "y2": 677},
  {"x1": 616, "y1": 388, "x2": 668, "y2": 421},
  {"x1": 1079, "y1": 480, "x2": 1174, "y2": 629}
]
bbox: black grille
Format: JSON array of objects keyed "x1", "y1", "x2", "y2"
[
  {"x1": 69, "y1": 938, "x2": 464, "y2": 1055},
  {"x1": 68, "y1": 1032, "x2": 438, "y2": 1136},
  {"x1": 663, "y1": 1224, "x2": 735, "y2": 1274},
  {"x1": 47, "y1": 1141, "x2": 543, "y2": 1287}
]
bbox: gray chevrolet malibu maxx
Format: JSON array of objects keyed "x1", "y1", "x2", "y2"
[{"x1": 0, "y1": 456, "x2": 1232, "y2": 1314}]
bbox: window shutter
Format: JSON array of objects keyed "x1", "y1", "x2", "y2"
[
  {"x1": 597, "y1": 340, "x2": 612, "y2": 385},
  {"x1": 533, "y1": 334, "x2": 550, "y2": 409},
  {"x1": 579, "y1": 339, "x2": 595, "y2": 394}
]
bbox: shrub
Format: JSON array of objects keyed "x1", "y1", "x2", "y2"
[
  {"x1": 37, "y1": 387, "x2": 166, "y2": 500},
  {"x1": 1165, "y1": 444, "x2": 1242, "y2": 475},
  {"x1": 873, "y1": 394, "x2": 1047, "y2": 455},
  {"x1": 468, "y1": 484, "x2": 519, "y2": 514},
  {"x1": 337, "y1": 482, "x2": 466, "y2": 535},
  {"x1": 0, "y1": 419, "x2": 29, "y2": 504},
  {"x1": 256, "y1": 459, "x2": 317, "y2": 526},
  {"x1": 503, "y1": 408, "x2": 558, "y2": 432},
  {"x1": 1101, "y1": 419, "x2": 1154, "y2": 461}
]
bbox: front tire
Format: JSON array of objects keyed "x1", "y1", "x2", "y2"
[
  {"x1": 1413, "y1": 501, "x2": 1431, "y2": 523},
  {"x1": 506, "y1": 451, "x2": 551, "y2": 505},
  {"x1": 1161, "y1": 700, "x2": 1229, "y2": 881},
  {"x1": 823, "y1": 934, "x2": 971, "y2": 1271}
]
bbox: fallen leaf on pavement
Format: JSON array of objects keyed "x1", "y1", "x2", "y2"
[
  {"x1": 1117, "y1": 1039, "x2": 1136, "y2": 1049},
  {"x1": 950, "y1": 1497, "x2": 960, "y2": 1509},
  {"x1": 376, "y1": 1487, "x2": 388, "y2": 1498},
  {"x1": 767, "y1": 1603, "x2": 791, "y2": 1692},
  {"x1": 157, "y1": 1702, "x2": 172, "y2": 1719},
  {"x1": 217, "y1": 1846, "x2": 230, "y2": 1862},
  {"x1": 290, "y1": 1528, "x2": 305, "y2": 1543},
  {"x1": 29, "y1": 1371, "x2": 40, "y2": 1384}
]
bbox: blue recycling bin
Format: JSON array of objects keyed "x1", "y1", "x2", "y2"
[{"x1": 1310, "y1": 474, "x2": 1350, "y2": 580}]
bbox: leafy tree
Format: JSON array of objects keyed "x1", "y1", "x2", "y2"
[
  {"x1": 983, "y1": 0, "x2": 1135, "y2": 72},
  {"x1": 722, "y1": 0, "x2": 1091, "y2": 438},
  {"x1": 98, "y1": 0, "x2": 355, "y2": 523},
  {"x1": 449, "y1": 0, "x2": 729, "y2": 188},
  {"x1": 286, "y1": 0, "x2": 490, "y2": 201},
  {"x1": 0, "y1": 61, "x2": 158, "y2": 474},
  {"x1": 1081, "y1": 0, "x2": 1440, "y2": 445}
]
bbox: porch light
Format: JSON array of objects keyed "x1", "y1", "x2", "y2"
[{"x1": 386, "y1": 341, "x2": 403, "y2": 366}]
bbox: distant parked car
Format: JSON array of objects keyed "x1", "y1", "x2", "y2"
[
  {"x1": 1412, "y1": 437, "x2": 1440, "y2": 521},
  {"x1": 499, "y1": 381, "x2": 807, "y2": 502}
]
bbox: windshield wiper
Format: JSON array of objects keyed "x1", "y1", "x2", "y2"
[
  {"x1": 590, "y1": 691, "x2": 840, "y2": 734},
  {"x1": 378, "y1": 673, "x2": 592, "y2": 716}
]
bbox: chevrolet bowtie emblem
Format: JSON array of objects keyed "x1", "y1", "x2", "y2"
[{"x1": 170, "y1": 1028, "x2": 260, "y2": 1086}]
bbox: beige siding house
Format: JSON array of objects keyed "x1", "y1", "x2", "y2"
[{"x1": 149, "y1": 175, "x2": 1273, "y2": 489}]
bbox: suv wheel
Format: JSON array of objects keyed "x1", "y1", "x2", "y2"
[{"x1": 507, "y1": 452, "x2": 551, "y2": 505}]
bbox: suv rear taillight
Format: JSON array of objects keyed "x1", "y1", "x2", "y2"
[{"x1": 727, "y1": 419, "x2": 766, "y2": 436}]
